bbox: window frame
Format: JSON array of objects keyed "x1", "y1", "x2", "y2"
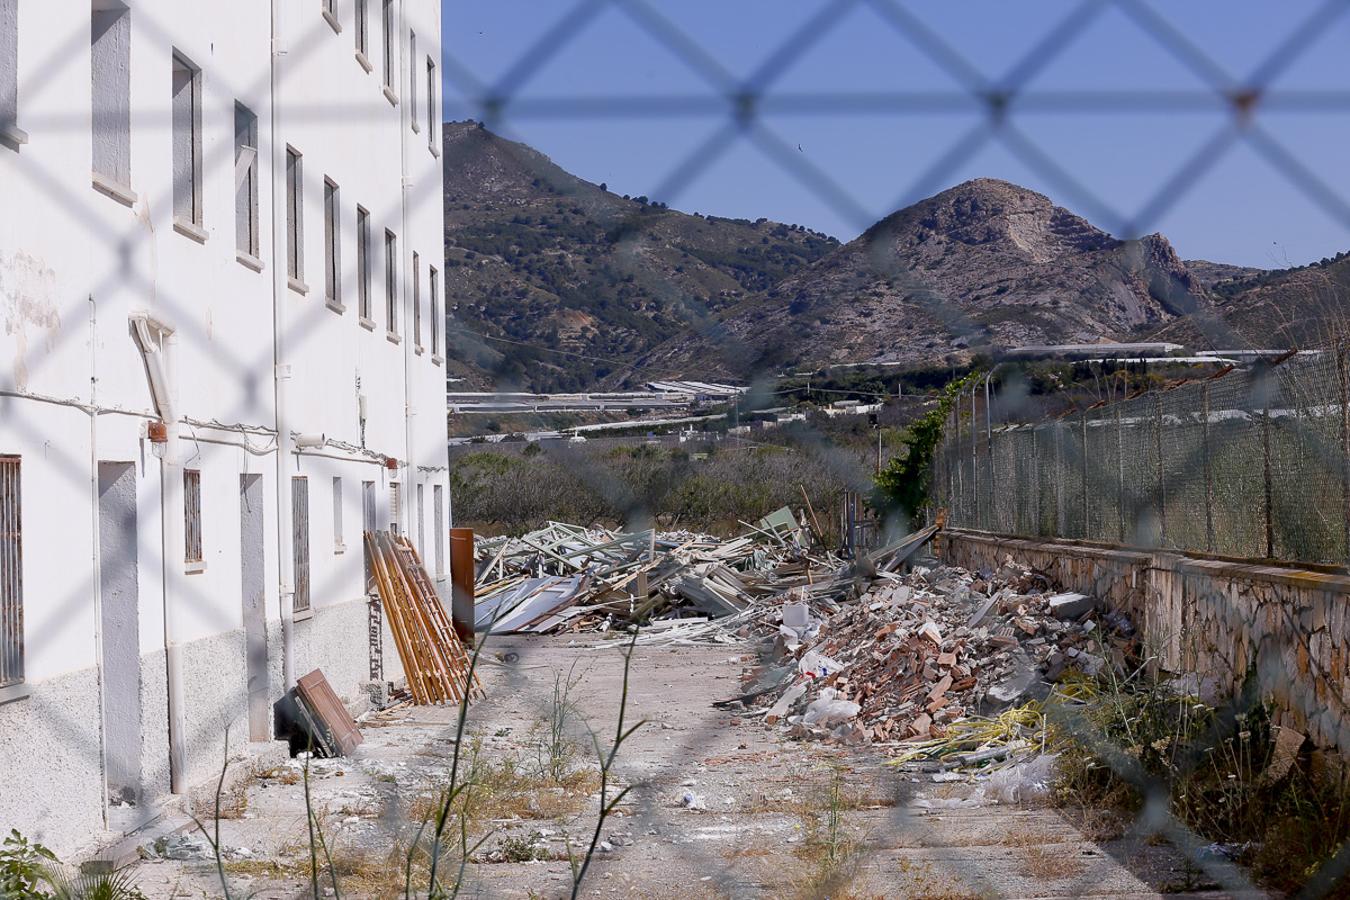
[
  {"x1": 408, "y1": 30, "x2": 418, "y2": 132},
  {"x1": 184, "y1": 468, "x2": 204, "y2": 570},
  {"x1": 426, "y1": 56, "x2": 438, "y2": 155},
  {"x1": 285, "y1": 146, "x2": 306, "y2": 292},
  {"x1": 354, "y1": 0, "x2": 371, "y2": 71},
  {"x1": 384, "y1": 228, "x2": 398, "y2": 340},
  {"x1": 91, "y1": 2, "x2": 134, "y2": 203},
  {"x1": 412, "y1": 250, "x2": 421, "y2": 352},
  {"x1": 1, "y1": 0, "x2": 27, "y2": 148},
  {"x1": 433, "y1": 483, "x2": 445, "y2": 578},
  {"x1": 0, "y1": 455, "x2": 25, "y2": 696},
  {"x1": 380, "y1": 0, "x2": 396, "y2": 102},
  {"x1": 429, "y1": 265, "x2": 441, "y2": 360},
  {"x1": 357, "y1": 205, "x2": 372, "y2": 325},
  {"x1": 332, "y1": 476, "x2": 345, "y2": 553},
  {"x1": 234, "y1": 103, "x2": 261, "y2": 266},
  {"x1": 323, "y1": 177, "x2": 342, "y2": 311},
  {"x1": 292, "y1": 476, "x2": 311, "y2": 614},
  {"x1": 171, "y1": 50, "x2": 204, "y2": 237}
]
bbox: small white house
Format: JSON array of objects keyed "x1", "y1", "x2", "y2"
[{"x1": 0, "y1": 0, "x2": 449, "y2": 857}]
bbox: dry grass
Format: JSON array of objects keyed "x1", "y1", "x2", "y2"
[
  {"x1": 893, "y1": 857, "x2": 988, "y2": 900},
  {"x1": 1019, "y1": 845, "x2": 1085, "y2": 880}
]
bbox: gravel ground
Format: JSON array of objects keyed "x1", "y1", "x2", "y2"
[{"x1": 123, "y1": 635, "x2": 1239, "y2": 899}]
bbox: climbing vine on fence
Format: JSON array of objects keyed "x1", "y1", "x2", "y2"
[{"x1": 873, "y1": 372, "x2": 983, "y2": 520}]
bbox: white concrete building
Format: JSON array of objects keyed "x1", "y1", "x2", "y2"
[{"x1": 0, "y1": 0, "x2": 448, "y2": 856}]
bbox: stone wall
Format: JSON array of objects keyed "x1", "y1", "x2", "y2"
[{"x1": 942, "y1": 529, "x2": 1350, "y2": 756}]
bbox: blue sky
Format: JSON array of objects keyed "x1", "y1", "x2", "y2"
[{"x1": 441, "y1": 1, "x2": 1350, "y2": 268}]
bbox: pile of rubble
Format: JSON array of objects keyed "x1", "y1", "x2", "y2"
[
  {"x1": 745, "y1": 556, "x2": 1137, "y2": 761},
  {"x1": 471, "y1": 510, "x2": 865, "y2": 637}
]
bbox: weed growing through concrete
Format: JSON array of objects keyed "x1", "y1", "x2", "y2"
[
  {"x1": 534, "y1": 663, "x2": 582, "y2": 784},
  {"x1": 785, "y1": 765, "x2": 869, "y2": 900}
]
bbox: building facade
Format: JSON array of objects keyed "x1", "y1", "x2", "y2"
[{"x1": 0, "y1": 0, "x2": 448, "y2": 856}]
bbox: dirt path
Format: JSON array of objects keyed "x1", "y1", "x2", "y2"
[{"x1": 126, "y1": 636, "x2": 1229, "y2": 899}]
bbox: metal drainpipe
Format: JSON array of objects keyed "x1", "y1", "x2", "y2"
[
  {"x1": 271, "y1": 0, "x2": 296, "y2": 692},
  {"x1": 398, "y1": 0, "x2": 413, "y2": 547},
  {"x1": 89, "y1": 296, "x2": 109, "y2": 824},
  {"x1": 132, "y1": 313, "x2": 188, "y2": 794},
  {"x1": 162, "y1": 326, "x2": 189, "y2": 793}
]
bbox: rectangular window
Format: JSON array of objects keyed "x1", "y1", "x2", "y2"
[
  {"x1": 354, "y1": 0, "x2": 369, "y2": 62},
  {"x1": 1, "y1": 0, "x2": 25, "y2": 146},
  {"x1": 429, "y1": 265, "x2": 440, "y2": 356},
  {"x1": 171, "y1": 52, "x2": 203, "y2": 230},
  {"x1": 357, "y1": 206, "x2": 370, "y2": 319},
  {"x1": 0, "y1": 456, "x2": 23, "y2": 688},
  {"x1": 91, "y1": 3, "x2": 132, "y2": 194},
  {"x1": 234, "y1": 104, "x2": 260, "y2": 260},
  {"x1": 324, "y1": 178, "x2": 341, "y2": 307},
  {"x1": 433, "y1": 484, "x2": 445, "y2": 577},
  {"x1": 412, "y1": 251, "x2": 421, "y2": 349},
  {"x1": 381, "y1": 0, "x2": 394, "y2": 91},
  {"x1": 384, "y1": 229, "x2": 398, "y2": 335},
  {"x1": 184, "y1": 469, "x2": 203, "y2": 564},
  {"x1": 389, "y1": 481, "x2": 401, "y2": 535},
  {"x1": 332, "y1": 476, "x2": 344, "y2": 552},
  {"x1": 416, "y1": 483, "x2": 425, "y2": 555},
  {"x1": 408, "y1": 30, "x2": 418, "y2": 131},
  {"x1": 292, "y1": 476, "x2": 310, "y2": 613},
  {"x1": 426, "y1": 56, "x2": 437, "y2": 151},
  {"x1": 286, "y1": 147, "x2": 304, "y2": 286}
]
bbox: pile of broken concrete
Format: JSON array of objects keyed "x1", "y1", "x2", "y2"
[{"x1": 747, "y1": 556, "x2": 1136, "y2": 750}]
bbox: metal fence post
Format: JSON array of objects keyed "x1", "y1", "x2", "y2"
[
  {"x1": 1054, "y1": 421, "x2": 1065, "y2": 537},
  {"x1": 1263, "y1": 399, "x2": 1274, "y2": 559},
  {"x1": 1340, "y1": 345, "x2": 1350, "y2": 558},
  {"x1": 1202, "y1": 383, "x2": 1214, "y2": 553},
  {"x1": 1115, "y1": 402, "x2": 1125, "y2": 543},
  {"x1": 1080, "y1": 410, "x2": 1089, "y2": 539},
  {"x1": 985, "y1": 377, "x2": 994, "y2": 532},
  {"x1": 970, "y1": 386, "x2": 980, "y2": 529},
  {"x1": 1032, "y1": 425, "x2": 1041, "y2": 536},
  {"x1": 1154, "y1": 394, "x2": 1166, "y2": 546}
]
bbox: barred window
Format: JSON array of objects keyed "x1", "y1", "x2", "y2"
[
  {"x1": 0, "y1": 456, "x2": 22, "y2": 688},
  {"x1": 292, "y1": 476, "x2": 310, "y2": 613},
  {"x1": 184, "y1": 469, "x2": 202, "y2": 564}
]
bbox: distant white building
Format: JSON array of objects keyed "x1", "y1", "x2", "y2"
[{"x1": 0, "y1": 0, "x2": 448, "y2": 856}]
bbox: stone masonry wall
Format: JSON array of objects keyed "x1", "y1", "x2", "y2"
[{"x1": 942, "y1": 529, "x2": 1350, "y2": 756}]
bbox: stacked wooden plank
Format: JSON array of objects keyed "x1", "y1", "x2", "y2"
[{"x1": 365, "y1": 530, "x2": 482, "y2": 705}]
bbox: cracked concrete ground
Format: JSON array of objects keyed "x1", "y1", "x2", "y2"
[{"x1": 124, "y1": 635, "x2": 1236, "y2": 899}]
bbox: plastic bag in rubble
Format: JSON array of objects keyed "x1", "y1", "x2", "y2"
[
  {"x1": 801, "y1": 688, "x2": 860, "y2": 727},
  {"x1": 798, "y1": 649, "x2": 843, "y2": 679},
  {"x1": 983, "y1": 754, "x2": 1058, "y2": 804}
]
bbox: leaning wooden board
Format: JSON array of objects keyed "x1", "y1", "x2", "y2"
[{"x1": 296, "y1": 669, "x2": 363, "y2": 756}]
